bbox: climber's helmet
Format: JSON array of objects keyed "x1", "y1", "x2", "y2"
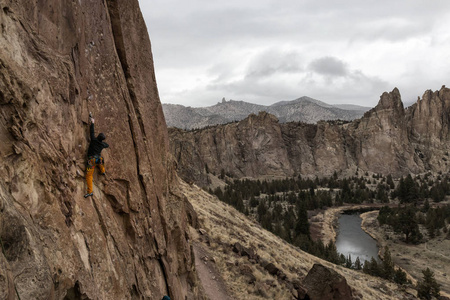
[{"x1": 97, "y1": 133, "x2": 106, "y2": 141}]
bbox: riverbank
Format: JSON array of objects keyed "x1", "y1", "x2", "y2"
[
  {"x1": 310, "y1": 203, "x2": 389, "y2": 245},
  {"x1": 361, "y1": 211, "x2": 450, "y2": 297}
]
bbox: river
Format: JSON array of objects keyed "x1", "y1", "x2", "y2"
[{"x1": 335, "y1": 213, "x2": 379, "y2": 264}]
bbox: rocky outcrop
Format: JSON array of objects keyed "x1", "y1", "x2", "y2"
[
  {"x1": 169, "y1": 87, "x2": 450, "y2": 186},
  {"x1": 302, "y1": 264, "x2": 353, "y2": 300},
  {"x1": 163, "y1": 97, "x2": 369, "y2": 130},
  {"x1": 170, "y1": 112, "x2": 294, "y2": 186},
  {"x1": 0, "y1": 1, "x2": 200, "y2": 299}
]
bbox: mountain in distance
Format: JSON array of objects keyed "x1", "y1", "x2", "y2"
[{"x1": 163, "y1": 96, "x2": 370, "y2": 129}]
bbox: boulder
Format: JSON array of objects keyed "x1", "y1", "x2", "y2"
[
  {"x1": 296, "y1": 285, "x2": 309, "y2": 300},
  {"x1": 239, "y1": 264, "x2": 256, "y2": 284},
  {"x1": 264, "y1": 262, "x2": 280, "y2": 276},
  {"x1": 303, "y1": 264, "x2": 353, "y2": 300},
  {"x1": 232, "y1": 242, "x2": 256, "y2": 259}
]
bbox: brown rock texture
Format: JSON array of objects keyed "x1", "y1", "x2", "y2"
[
  {"x1": 170, "y1": 112, "x2": 294, "y2": 186},
  {"x1": 0, "y1": 1, "x2": 200, "y2": 299},
  {"x1": 303, "y1": 264, "x2": 353, "y2": 300},
  {"x1": 170, "y1": 87, "x2": 450, "y2": 186}
]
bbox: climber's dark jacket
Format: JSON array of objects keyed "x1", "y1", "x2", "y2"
[{"x1": 87, "y1": 123, "x2": 109, "y2": 157}]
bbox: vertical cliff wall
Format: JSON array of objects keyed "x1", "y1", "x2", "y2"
[
  {"x1": 0, "y1": 0, "x2": 198, "y2": 299},
  {"x1": 170, "y1": 87, "x2": 450, "y2": 185}
]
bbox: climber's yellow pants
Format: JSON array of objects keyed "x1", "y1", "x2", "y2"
[{"x1": 86, "y1": 156, "x2": 105, "y2": 194}]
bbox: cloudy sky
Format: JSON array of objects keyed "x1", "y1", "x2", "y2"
[{"x1": 139, "y1": 0, "x2": 450, "y2": 108}]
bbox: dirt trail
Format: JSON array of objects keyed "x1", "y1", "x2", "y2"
[{"x1": 193, "y1": 243, "x2": 231, "y2": 300}]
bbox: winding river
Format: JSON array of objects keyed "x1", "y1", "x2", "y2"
[{"x1": 335, "y1": 213, "x2": 379, "y2": 264}]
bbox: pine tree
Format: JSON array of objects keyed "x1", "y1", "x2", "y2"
[
  {"x1": 423, "y1": 199, "x2": 430, "y2": 212},
  {"x1": 249, "y1": 195, "x2": 258, "y2": 208},
  {"x1": 345, "y1": 254, "x2": 353, "y2": 268},
  {"x1": 393, "y1": 268, "x2": 408, "y2": 285},
  {"x1": 325, "y1": 241, "x2": 340, "y2": 264},
  {"x1": 362, "y1": 260, "x2": 370, "y2": 274},
  {"x1": 244, "y1": 207, "x2": 250, "y2": 216},
  {"x1": 257, "y1": 201, "x2": 267, "y2": 222},
  {"x1": 386, "y1": 174, "x2": 395, "y2": 189},
  {"x1": 381, "y1": 246, "x2": 395, "y2": 280},
  {"x1": 341, "y1": 179, "x2": 352, "y2": 203},
  {"x1": 294, "y1": 202, "x2": 310, "y2": 238},
  {"x1": 397, "y1": 206, "x2": 422, "y2": 243},
  {"x1": 417, "y1": 268, "x2": 440, "y2": 299},
  {"x1": 368, "y1": 257, "x2": 380, "y2": 277},
  {"x1": 376, "y1": 183, "x2": 389, "y2": 203},
  {"x1": 427, "y1": 222, "x2": 436, "y2": 239},
  {"x1": 260, "y1": 213, "x2": 273, "y2": 232},
  {"x1": 398, "y1": 174, "x2": 419, "y2": 203},
  {"x1": 430, "y1": 184, "x2": 445, "y2": 202},
  {"x1": 354, "y1": 257, "x2": 362, "y2": 270}
]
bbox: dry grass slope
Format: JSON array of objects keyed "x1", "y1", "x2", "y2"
[
  {"x1": 362, "y1": 211, "x2": 450, "y2": 297},
  {"x1": 181, "y1": 180, "x2": 418, "y2": 300}
]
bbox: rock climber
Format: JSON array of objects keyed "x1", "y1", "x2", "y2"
[{"x1": 84, "y1": 113, "x2": 109, "y2": 198}]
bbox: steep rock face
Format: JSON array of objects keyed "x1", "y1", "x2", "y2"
[
  {"x1": 170, "y1": 112, "x2": 293, "y2": 186},
  {"x1": 347, "y1": 88, "x2": 416, "y2": 175},
  {"x1": 0, "y1": 1, "x2": 199, "y2": 299},
  {"x1": 170, "y1": 87, "x2": 450, "y2": 186},
  {"x1": 407, "y1": 87, "x2": 450, "y2": 170}
]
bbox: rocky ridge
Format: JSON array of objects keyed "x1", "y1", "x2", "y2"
[
  {"x1": 163, "y1": 96, "x2": 369, "y2": 130},
  {"x1": 170, "y1": 87, "x2": 450, "y2": 186},
  {"x1": 0, "y1": 1, "x2": 200, "y2": 299}
]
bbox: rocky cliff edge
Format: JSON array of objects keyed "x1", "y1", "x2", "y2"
[
  {"x1": 170, "y1": 87, "x2": 450, "y2": 186},
  {"x1": 0, "y1": 1, "x2": 199, "y2": 299}
]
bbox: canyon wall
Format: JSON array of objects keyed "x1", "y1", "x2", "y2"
[
  {"x1": 0, "y1": 0, "x2": 199, "y2": 299},
  {"x1": 170, "y1": 87, "x2": 450, "y2": 186}
]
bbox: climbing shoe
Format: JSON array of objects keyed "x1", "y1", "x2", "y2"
[
  {"x1": 84, "y1": 193, "x2": 93, "y2": 198},
  {"x1": 100, "y1": 172, "x2": 106, "y2": 176}
]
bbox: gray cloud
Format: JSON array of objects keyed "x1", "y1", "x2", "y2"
[
  {"x1": 139, "y1": 0, "x2": 450, "y2": 108},
  {"x1": 245, "y1": 50, "x2": 303, "y2": 79},
  {"x1": 200, "y1": 55, "x2": 390, "y2": 106},
  {"x1": 308, "y1": 57, "x2": 348, "y2": 77}
]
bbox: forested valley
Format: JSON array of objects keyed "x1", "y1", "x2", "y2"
[{"x1": 207, "y1": 171, "x2": 450, "y2": 287}]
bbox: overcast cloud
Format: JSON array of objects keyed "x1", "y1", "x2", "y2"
[{"x1": 139, "y1": 0, "x2": 450, "y2": 107}]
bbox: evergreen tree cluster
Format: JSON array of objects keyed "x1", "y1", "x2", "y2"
[
  {"x1": 251, "y1": 195, "x2": 344, "y2": 264},
  {"x1": 211, "y1": 172, "x2": 402, "y2": 214},
  {"x1": 378, "y1": 205, "x2": 423, "y2": 243},
  {"x1": 361, "y1": 247, "x2": 409, "y2": 285},
  {"x1": 392, "y1": 174, "x2": 450, "y2": 204},
  {"x1": 378, "y1": 204, "x2": 450, "y2": 242},
  {"x1": 417, "y1": 268, "x2": 441, "y2": 299}
]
